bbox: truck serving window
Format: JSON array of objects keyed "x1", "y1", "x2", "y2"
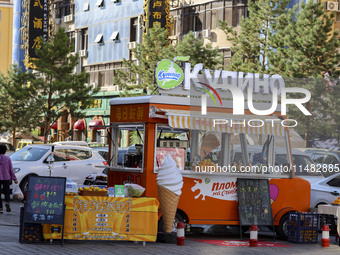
[
  {"x1": 154, "y1": 125, "x2": 190, "y2": 171},
  {"x1": 111, "y1": 124, "x2": 145, "y2": 172},
  {"x1": 154, "y1": 124, "x2": 290, "y2": 177}
]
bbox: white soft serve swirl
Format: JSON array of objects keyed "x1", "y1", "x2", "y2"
[{"x1": 157, "y1": 154, "x2": 183, "y2": 196}]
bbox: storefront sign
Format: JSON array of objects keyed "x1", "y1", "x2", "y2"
[
  {"x1": 43, "y1": 196, "x2": 159, "y2": 242},
  {"x1": 156, "y1": 59, "x2": 312, "y2": 120},
  {"x1": 28, "y1": 0, "x2": 49, "y2": 60},
  {"x1": 155, "y1": 59, "x2": 184, "y2": 89},
  {"x1": 144, "y1": 0, "x2": 172, "y2": 37},
  {"x1": 111, "y1": 105, "x2": 148, "y2": 122}
]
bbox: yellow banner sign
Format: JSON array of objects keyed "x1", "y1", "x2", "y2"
[{"x1": 43, "y1": 196, "x2": 159, "y2": 242}]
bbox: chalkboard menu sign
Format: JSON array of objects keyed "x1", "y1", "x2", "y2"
[
  {"x1": 237, "y1": 178, "x2": 273, "y2": 226},
  {"x1": 25, "y1": 176, "x2": 66, "y2": 224}
]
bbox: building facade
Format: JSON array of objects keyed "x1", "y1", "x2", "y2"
[
  {"x1": 0, "y1": 0, "x2": 13, "y2": 74},
  {"x1": 15, "y1": 0, "x2": 339, "y2": 143},
  {"x1": 47, "y1": 0, "x2": 248, "y2": 143}
]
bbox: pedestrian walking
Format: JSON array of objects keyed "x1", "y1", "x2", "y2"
[{"x1": 0, "y1": 144, "x2": 18, "y2": 213}]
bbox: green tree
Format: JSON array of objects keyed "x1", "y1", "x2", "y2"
[
  {"x1": 11, "y1": 27, "x2": 98, "y2": 142},
  {"x1": 175, "y1": 31, "x2": 222, "y2": 70},
  {"x1": 114, "y1": 24, "x2": 176, "y2": 95},
  {"x1": 271, "y1": 2, "x2": 340, "y2": 145},
  {"x1": 0, "y1": 65, "x2": 39, "y2": 145},
  {"x1": 220, "y1": 0, "x2": 339, "y2": 146},
  {"x1": 114, "y1": 25, "x2": 224, "y2": 95},
  {"x1": 219, "y1": 0, "x2": 290, "y2": 73}
]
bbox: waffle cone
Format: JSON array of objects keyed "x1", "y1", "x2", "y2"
[{"x1": 158, "y1": 185, "x2": 180, "y2": 233}]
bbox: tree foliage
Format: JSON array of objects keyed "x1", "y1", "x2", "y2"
[
  {"x1": 10, "y1": 27, "x2": 98, "y2": 142},
  {"x1": 114, "y1": 23, "x2": 176, "y2": 95},
  {"x1": 220, "y1": 0, "x2": 340, "y2": 145},
  {"x1": 175, "y1": 31, "x2": 222, "y2": 70},
  {"x1": 219, "y1": 0, "x2": 291, "y2": 73},
  {"x1": 0, "y1": 65, "x2": 39, "y2": 145},
  {"x1": 114, "y1": 24, "x2": 223, "y2": 95}
]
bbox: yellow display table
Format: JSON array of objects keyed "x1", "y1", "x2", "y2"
[{"x1": 43, "y1": 195, "x2": 159, "y2": 242}]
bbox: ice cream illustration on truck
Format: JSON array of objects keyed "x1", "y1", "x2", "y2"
[{"x1": 157, "y1": 154, "x2": 184, "y2": 233}]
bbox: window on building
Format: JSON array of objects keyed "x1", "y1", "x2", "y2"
[
  {"x1": 222, "y1": 48, "x2": 232, "y2": 69},
  {"x1": 130, "y1": 17, "x2": 138, "y2": 42},
  {"x1": 98, "y1": 71, "x2": 105, "y2": 87},
  {"x1": 0, "y1": 10, "x2": 2, "y2": 21},
  {"x1": 81, "y1": 28, "x2": 88, "y2": 50},
  {"x1": 224, "y1": 7, "x2": 232, "y2": 26},
  {"x1": 232, "y1": 6, "x2": 246, "y2": 27},
  {"x1": 67, "y1": 31, "x2": 76, "y2": 52},
  {"x1": 211, "y1": 10, "x2": 217, "y2": 29},
  {"x1": 56, "y1": 6, "x2": 62, "y2": 19},
  {"x1": 64, "y1": 2, "x2": 71, "y2": 16}
]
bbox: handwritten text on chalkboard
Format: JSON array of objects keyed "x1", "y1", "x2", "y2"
[
  {"x1": 237, "y1": 178, "x2": 273, "y2": 226},
  {"x1": 25, "y1": 176, "x2": 66, "y2": 224}
]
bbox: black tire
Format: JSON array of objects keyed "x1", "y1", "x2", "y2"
[
  {"x1": 20, "y1": 175, "x2": 37, "y2": 200},
  {"x1": 158, "y1": 212, "x2": 184, "y2": 233},
  {"x1": 276, "y1": 213, "x2": 290, "y2": 240}
]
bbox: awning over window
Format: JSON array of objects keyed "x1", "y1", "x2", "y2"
[
  {"x1": 110, "y1": 31, "x2": 119, "y2": 41},
  {"x1": 73, "y1": 119, "x2": 85, "y2": 130},
  {"x1": 94, "y1": 34, "x2": 103, "y2": 43},
  {"x1": 50, "y1": 122, "x2": 58, "y2": 130},
  {"x1": 162, "y1": 110, "x2": 285, "y2": 136},
  {"x1": 88, "y1": 119, "x2": 103, "y2": 130}
]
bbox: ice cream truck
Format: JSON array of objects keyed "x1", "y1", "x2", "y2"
[{"x1": 106, "y1": 61, "x2": 311, "y2": 239}]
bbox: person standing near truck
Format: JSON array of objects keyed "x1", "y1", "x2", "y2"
[{"x1": 0, "y1": 144, "x2": 18, "y2": 213}]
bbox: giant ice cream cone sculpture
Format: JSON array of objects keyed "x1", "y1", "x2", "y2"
[{"x1": 157, "y1": 154, "x2": 183, "y2": 233}]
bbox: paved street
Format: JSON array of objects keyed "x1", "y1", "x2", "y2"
[{"x1": 1, "y1": 201, "x2": 340, "y2": 255}]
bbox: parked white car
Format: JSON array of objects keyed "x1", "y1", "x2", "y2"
[
  {"x1": 296, "y1": 148, "x2": 340, "y2": 177},
  {"x1": 310, "y1": 172, "x2": 340, "y2": 208},
  {"x1": 10, "y1": 144, "x2": 107, "y2": 194}
]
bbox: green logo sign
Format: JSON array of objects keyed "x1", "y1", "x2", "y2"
[{"x1": 155, "y1": 59, "x2": 184, "y2": 90}]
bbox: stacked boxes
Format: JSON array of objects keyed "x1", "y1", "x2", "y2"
[{"x1": 287, "y1": 212, "x2": 319, "y2": 244}]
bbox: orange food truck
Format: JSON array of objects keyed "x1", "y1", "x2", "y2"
[{"x1": 107, "y1": 60, "x2": 311, "y2": 240}]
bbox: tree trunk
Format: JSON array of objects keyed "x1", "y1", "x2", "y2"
[
  {"x1": 305, "y1": 132, "x2": 309, "y2": 148},
  {"x1": 12, "y1": 127, "x2": 16, "y2": 148}
]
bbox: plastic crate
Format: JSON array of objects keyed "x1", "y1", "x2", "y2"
[
  {"x1": 19, "y1": 206, "x2": 43, "y2": 243},
  {"x1": 287, "y1": 212, "x2": 319, "y2": 244}
]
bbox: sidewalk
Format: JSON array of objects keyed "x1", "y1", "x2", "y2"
[{"x1": 1, "y1": 201, "x2": 340, "y2": 255}]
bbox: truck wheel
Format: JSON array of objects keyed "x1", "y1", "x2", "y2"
[
  {"x1": 276, "y1": 213, "x2": 290, "y2": 240},
  {"x1": 158, "y1": 212, "x2": 184, "y2": 233}
]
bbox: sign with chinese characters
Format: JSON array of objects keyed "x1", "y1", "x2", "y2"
[
  {"x1": 28, "y1": 0, "x2": 49, "y2": 60},
  {"x1": 25, "y1": 176, "x2": 66, "y2": 224},
  {"x1": 144, "y1": 0, "x2": 172, "y2": 37},
  {"x1": 43, "y1": 196, "x2": 159, "y2": 242},
  {"x1": 111, "y1": 105, "x2": 149, "y2": 122}
]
